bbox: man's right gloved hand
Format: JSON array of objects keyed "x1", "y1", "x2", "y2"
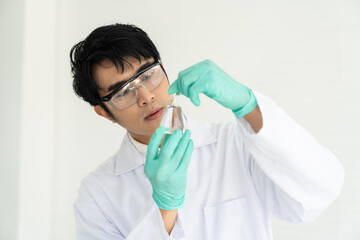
[{"x1": 144, "y1": 127, "x2": 193, "y2": 210}]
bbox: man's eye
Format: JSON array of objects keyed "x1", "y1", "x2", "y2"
[
  {"x1": 121, "y1": 89, "x2": 129, "y2": 96},
  {"x1": 122, "y1": 88, "x2": 132, "y2": 95},
  {"x1": 142, "y1": 71, "x2": 154, "y2": 81},
  {"x1": 116, "y1": 88, "x2": 130, "y2": 98}
]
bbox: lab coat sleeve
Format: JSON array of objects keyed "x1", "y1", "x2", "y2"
[
  {"x1": 235, "y1": 90, "x2": 344, "y2": 222},
  {"x1": 74, "y1": 180, "x2": 185, "y2": 240}
]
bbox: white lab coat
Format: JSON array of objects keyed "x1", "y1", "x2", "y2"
[{"x1": 74, "y1": 90, "x2": 344, "y2": 240}]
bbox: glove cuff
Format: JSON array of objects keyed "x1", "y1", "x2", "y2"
[
  {"x1": 152, "y1": 191, "x2": 185, "y2": 210},
  {"x1": 232, "y1": 89, "x2": 258, "y2": 118}
]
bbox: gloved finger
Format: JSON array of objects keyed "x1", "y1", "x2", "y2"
[
  {"x1": 169, "y1": 130, "x2": 191, "y2": 172},
  {"x1": 171, "y1": 60, "x2": 212, "y2": 97},
  {"x1": 146, "y1": 126, "x2": 166, "y2": 161},
  {"x1": 177, "y1": 72, "x2": 198, "y2": 98},
  {"x1": 174, "y1": 140, "x2": 193, "y2": 175},
  {"x1": 188, "y1": 78, "x2": 209, "y2": 107},
  {"x1": 158, "y1": 129, "x2": 183, "y2": 161},
  {"x1": 168, "y1": 69, "x2": 194, "y2": 96},
  {"x1": 174, "y1": 61, "x2": 205, "y2": 97},
  {"x1": 168, "y1": 80, "x2": 180, "y2": 95}
]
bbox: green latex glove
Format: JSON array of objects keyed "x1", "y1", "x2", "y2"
[
  {"x1": 168, "y1": 60, "x2": 258, "y2": 118},
  {"x1": 144, "y1": 127, "x2": 193, "y2": 210}
]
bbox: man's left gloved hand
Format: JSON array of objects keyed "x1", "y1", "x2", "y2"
[
  {"x1": 168, "y1": 60, "x2": 258, "y2": 118},
  {"x1": 144, "y1": 127, "x2": 193, "y2": 210}
]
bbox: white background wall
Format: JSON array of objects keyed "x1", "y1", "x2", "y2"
[
  {"x1": 1, "y1": 0, "x2": 359, "y2": 239},
  {"x1": 0, "y1": 0, "x2": 24, "y2": 239}
]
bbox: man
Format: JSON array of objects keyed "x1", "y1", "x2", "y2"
[{"x1": 70, "y1": 23, "x2": 344, "y2": 239}]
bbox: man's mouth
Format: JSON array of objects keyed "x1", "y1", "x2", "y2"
[{"x1": 145, "y1": 107, "x2": 164, "y2": 120}]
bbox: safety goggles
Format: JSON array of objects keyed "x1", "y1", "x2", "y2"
[{"x1": 98, "y1": 59, "x2": 165, "y2": 110}]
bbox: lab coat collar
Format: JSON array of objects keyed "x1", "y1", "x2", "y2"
[{"x1": 114, "y1": 116, "x2": 217, "y2": 176}]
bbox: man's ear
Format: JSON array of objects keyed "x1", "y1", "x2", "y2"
[{"x1": 94, "y1": 105, "x2": 116, "y2": 123}]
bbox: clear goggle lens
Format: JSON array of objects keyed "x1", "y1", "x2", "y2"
[{"x1": 107, "y1": 65, "x2": 164, "y2": 110}]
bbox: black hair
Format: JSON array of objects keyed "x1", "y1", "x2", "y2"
[{"x1": 70, "y1": 23, "x2": 161, "y2": 118}]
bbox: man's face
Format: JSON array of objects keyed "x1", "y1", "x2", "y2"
[{"x1": 94, "y1": 57, "x2": 170, "y2": 144}]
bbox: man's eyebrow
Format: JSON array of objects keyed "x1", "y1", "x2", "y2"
[{"x1": 106, "y1": 60, "x2": 153, "y2": 93}]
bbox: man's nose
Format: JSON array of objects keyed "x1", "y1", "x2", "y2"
[{"x1": 136, "y1": 85, "x2": 155, "y2": 106}]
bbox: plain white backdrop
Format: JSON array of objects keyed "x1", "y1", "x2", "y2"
[{"x1": 1, "y1": 0, "x2": 359, "y2": 239}]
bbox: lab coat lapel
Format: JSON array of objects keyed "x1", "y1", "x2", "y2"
[{"x1": 114, "y1": 134, "x2": 145, "y2": 176}]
